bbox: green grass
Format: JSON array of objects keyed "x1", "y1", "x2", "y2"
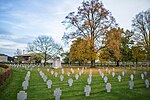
[
  {"x1": 0, "y1": 66, "x2": 150, "y2": 100},
  {"x1": 0, "y1": 67, "x2": 5, "y2": 73}
]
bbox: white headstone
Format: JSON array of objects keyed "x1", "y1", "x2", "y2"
[
  {"x1": 47, "y1": 68, "x2": 50, "y2": 72},
  {"x1": 104, "y1": 76, "x2": 108, "y2": 83},
  {"x1": 101, "y1": 73, "x2": 104, "y2": 78},
  {"x1": 141, "y1": 73, "x2": 144, "y2": 79},
  {"x1": 108, "y1": 70, "x2": 110, "y2": 74},
  {"x1": 67, "y1": 72, "x2": 70, "y2": 76},
  {"x1": 118, "y1": 75, "x2": 121, "y2": 82},
  {"x1": 129, "y1": 80, "x2": 134, "y2": 89},
  {"x1": 112, "y1": 72, "x2": 115, "y2": 77},
  {"x1": 106, "y1": 83, "x2": 111, "y2": 92},
  {"x1": 87, "y1": 77, "x2": 92, "y2": 85},
  {"x1": 22, "y1": 81, "x2": 28, "y2": 90},
  {"x1": 130, "y1": 74, "x2": 134, "y2": 81},
  {"x1": 112, "y1": 68, "x2": 115, "y2": 72},
  {"x1": 122, "y1": 71, "x2": 125, "y2": 76},
  {"x1": 75, "y1": 74, "x2": 79, "y2": 80},
  {"x1": 84, "y1": 85, "x2": 91, "y2": 96},
  {"x1": 60, "y1": 75, "x2": 64, "y2": 81},
  {"x1": 62, "y1": 69, "x2": 64, "y2": 74},
  {"x1": 54, "y1": 88, "x2": 62, "y2": 100},
  {"x1": 17, "y1": 91, "x2": 27, "y2": 100},
  {"x1": 134, "y1": 71, "x2": 136, "y2": 75},
  {"x1": 51, "y1": 70, "x2": 54, "y2": 75},
  {"x1": 144, "y1": 72, "x2": 147, "y2": 76},
  {"x1": 145, "y1": 79, "x2": 149, "y2": 88},
  {"x1": 68, "y1": 78, "x2": 73, "y2": 86},
  {"x1": 47, "y1": 80, "x2": 52, "y2": 88},
  {"x1": 43, "y1": 75, "x2": 47, "y2": 82},
  {"x1": 55, "y1": 72, "x2": 58, "y2": 77}
]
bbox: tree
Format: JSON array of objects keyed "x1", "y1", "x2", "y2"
[
  {"x1": 14, "y1": 49, "x2": 22, "y2": 56},
  {"x1": 27, "y1": 35, "x2": 62, "y2": 66},
  {"x1": 131, "y1": 46, "x2": 146, "y2": 65},
  {"x1": 121, "y1": 30, "x2": 134, "y2": 63},
  {"x1": 61, "y1": 52, "x2": 70, "y2": 64},
  {"x1": 132, "y1": 8, "x2": 150, "y2": 60},
  {"x1": 62, "y1": 0, "x2": 117, "y2": 67},
  {"x1": 69, "y1": 38, "x2": 91, "y2": 65},
  {"x1": 30, "y1": 53, "x2": 43, "y2": 63},
  {"x1": 105, "y1": 27, "x2": 123, "y2": 66}
]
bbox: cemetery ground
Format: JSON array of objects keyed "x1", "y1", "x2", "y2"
[{"x1": 0, "y1": 66, "x2": 150, "y2": 100}]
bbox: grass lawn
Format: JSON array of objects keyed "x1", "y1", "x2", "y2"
[{"x1": 0, "y1": 66, "x2": 150, "y2": 100}]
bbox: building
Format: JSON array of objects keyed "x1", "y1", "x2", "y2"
[
  {"x1": 0, "y1": 54, "x2": 12, "y2": 62},
  {"x1": 15, "y1": 54, "x2": 33, "y2": 63}
]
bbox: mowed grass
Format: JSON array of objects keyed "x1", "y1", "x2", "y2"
[{"x1": 0, "y1": 66, "x2": 150, "y2": 100}]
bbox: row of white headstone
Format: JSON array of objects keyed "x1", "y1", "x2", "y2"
[{"x1": 17, "y1": 71, "x2": 31, "y2": 100}]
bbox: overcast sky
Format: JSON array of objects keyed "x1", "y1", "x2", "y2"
[{"x1": 0, "y1": 0, "x2": 150, "y2": 56}]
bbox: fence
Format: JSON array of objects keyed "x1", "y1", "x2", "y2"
[{"x1": 0, "y1": 64, "x2": 12, "y2": 86}]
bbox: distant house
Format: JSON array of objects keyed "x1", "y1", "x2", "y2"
[
  {"x1": 0, "y1": 54, "x2": 12, "y2": 62},
  {"x1": 15, "y1": 54, "x2": 33, "y2": 63}
]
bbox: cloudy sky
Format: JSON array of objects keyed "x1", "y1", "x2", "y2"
[{"x1": 0, "y1": 0, "x2": 150, "y2": 56}]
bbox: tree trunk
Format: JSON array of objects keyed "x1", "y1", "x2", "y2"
[
  {"x1": 91, "y1": 60, "x2": 95, "y2": 67},
  {"x1": 116, "y1": 60, "x2": 119, "y2": 66},
  {"x1": 44, "y1": 51, "x2": 46, "y2": 66}
]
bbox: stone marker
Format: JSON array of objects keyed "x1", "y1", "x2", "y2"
[
  {"x1": 134, "y1": 71, "x2": 136, "y2": 75},
  {"x1": 87, "y1": 77, "x2": 92, "y2": 85},
  {"x1": 106, "y1": 83, "x2": 111, "y2": 92},
  {"x1": 47, "y1": 68, "x2": 50, "y2": 72},
  {"x1": 112, "y1": 68, "x2": 115, "y2": 72},
  {"x1": 77, "y1": 68, "x2": 79, "y2": 70},
  {"x1": 68, "y1": 78, "x2": 73, "y2": 86},
  {"x1": 17, "y1": 91, "x2": 27, "y2": 100},
  {"x1": 104, "y1": 76, "x2": 108, "y2": 83},
  {"x1": 108, "y1": 70, "x2": 110, "y2": 74},
  {"x1": 145, "y1": 79, "x2": 149, "y2": 88},
  {"x1": 118, "y1": 75, "x2": 121, "y2": 82},
  {"x1": 141, "y1": 73, "x2": 144, "y2": 79},
  {"x1": 84, "y1": 85, "x2": 91, "y2": 96},
  {"x1": 122, "y1": 71, "x2": 125, "y2": 76},
  {"x1": 22, "y1": 81, "x2": 28, "y2": 90},
  {"x1": 79, "y1": 71, "x2": 82, "y2": 76},
  {"x1": 51, "y1": 70, "x2": 54, "y2": 75},
  {"x1": 67, "y1": 72, "x2": 70, "y2": 76},
  {"x1": 47, "y1": 80, "x2": 52, "y2": 88},
  {"x1": 55, "y1": 72, "x2": 58, "y2": 77},
  {"x1": 112, "y1": 72, "x2": 115, "y2": 77},
  {"x1": 130, "y1": 74, "x2": 134, "y2": 81},
  {"x1": 101, "y1": 73, "x2": 104, "y2": 78},
  {"x1": 144, "y1": 72, "x2": 147, "y2": 76},
  {"x1": 62, "y1": 69, "x2": 64, "y2": 74},
  {"x1": 54, "y1": 88, "x2": 62, "y2": 100},
  {"x1": 43, "y1": 75, "x2": 47, "y2": 82},
  {"x1": 60, "y1": 75, "x2": 64, "y2": 81},
  {"x1": 75, "y1": 74, "x2": 79, "y2": 80},
  {"x1": 129, "y1": 80, "x2": 134, "y2": 89}
]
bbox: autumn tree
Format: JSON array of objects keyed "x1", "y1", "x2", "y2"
[
  {"x1": 121, "y1": 30, "x2": 134, "y2": 63},
  {"x1": 69, "y1": 38, "x2": 91, "y2": 65},
  {"x1": 27, "y1": 35, "x2": 62, "y2": 66},
  {"x1": 62, "y1": 0, "x2": 117, "y2": 67},
  {"x1": 131, "y1": 46, "x2": 146, "y2": 65},
  {"x1": 132, "y1": 8, "x2": 150, "y2": 60},
  {"x1": 106, "y1": 27, "x2": 123, "y2": 66}
]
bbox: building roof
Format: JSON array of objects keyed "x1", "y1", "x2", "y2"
[{"x1": 17, "y1": 54, "x2": 33, "y2": 57}]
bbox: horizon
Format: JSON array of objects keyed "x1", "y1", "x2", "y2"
[{"x1": 0, "y1": 0, "x2": 150, "y2": 56}]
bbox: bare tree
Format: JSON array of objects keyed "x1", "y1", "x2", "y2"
[
  {"x1": 28, "y1": 35, "x2": 62, "y2": 66},
  {"x1": 132, "y1": 8, "x2": 150, "y2": 60},
  {"x1": 62, "y1": 0, "x2": 117, "y2": 67}
]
